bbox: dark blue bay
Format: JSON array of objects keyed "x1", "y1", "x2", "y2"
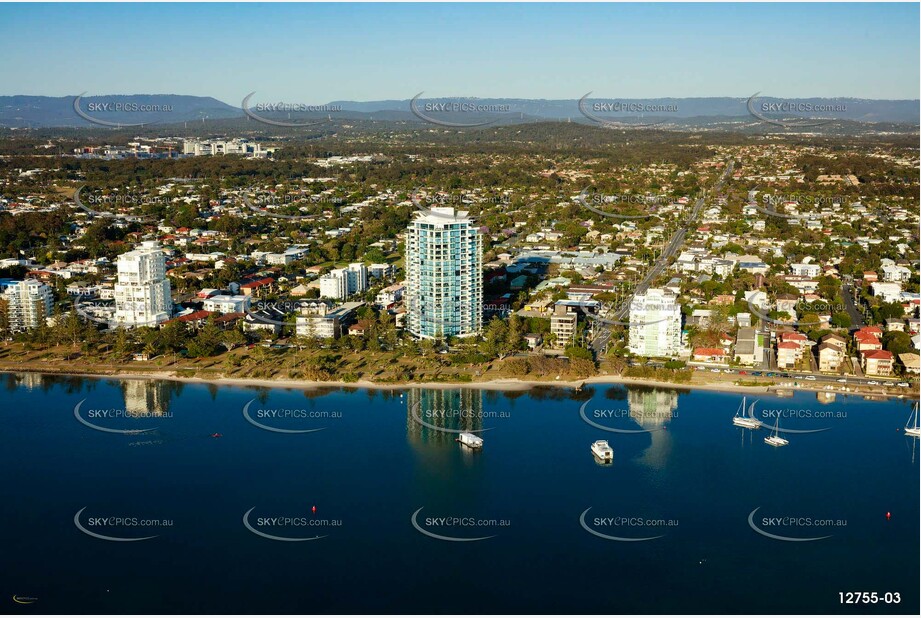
[{"x1": 1, "y1": 373, "x2": 918, "y2": 614}]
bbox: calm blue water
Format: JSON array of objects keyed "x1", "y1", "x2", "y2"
[{"x1": 1, "y1": 373, "x2": 918, "y2": 614}]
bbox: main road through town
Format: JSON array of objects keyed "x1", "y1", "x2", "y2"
[{"x1": 591, "y1": 160, "x2": 735, "y2": 354}]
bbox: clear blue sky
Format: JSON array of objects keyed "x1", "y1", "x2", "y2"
[{"x1": 1, "y1": 2, "x2": 917, "y2": 102}]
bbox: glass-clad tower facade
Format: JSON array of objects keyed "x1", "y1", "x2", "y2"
[{"x1": 406, "y1": 207, "x2": 482, "y2": 339}]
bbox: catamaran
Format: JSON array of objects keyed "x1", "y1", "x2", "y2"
[
  {"x1": 764, "y1": 414, "x2": 789, "y2": 447},
  {"x1": 905, "y1": 402, "x2": 920, "y2": 438},
  {"x1": 732, "y1": 396, "x2": 763, "y2": 429}
]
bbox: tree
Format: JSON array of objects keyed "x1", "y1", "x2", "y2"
[
  {"x1": 222, "y1": 327, "x2": 247, "y2": 351},
  {"x1": 883, "y1": 331, "x2": 912, "y2": 356},
  {"x1": 186, "y1": 317, "x2": 223, "y2": 358},
  {"x1": 565, "y1": 345, "x2": 595, "y2": 362},
  {"x1": 830, "y1": 311, "x2": 851, "y2": 329}
]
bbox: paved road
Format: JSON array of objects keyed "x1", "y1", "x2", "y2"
[
  {"x1": 591, "y1": 160, "x2": 735, "y2": 354},
  {"x1": 689, "y1": 365, "x2": 913, "y2": 390},
  {"x1": 841, "y1": 282, "x2": 867, "y2": 330}
]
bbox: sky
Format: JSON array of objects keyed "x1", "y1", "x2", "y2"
[{"x1": 0, "y1": 2, "x2": 918, "y2": 103}]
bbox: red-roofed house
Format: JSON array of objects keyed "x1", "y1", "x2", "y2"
[
  {"x1": 862, "y1": 350, "x2": 893, "y2": 376},
  {"x1": 854, "y1": 331, "x2": 882, "y2": 354},
  {"x1": 693, "y1": 347, "x2": 728, "y2": 363},
  {"x1": 777, "y1": 341, "x2": 802, "y2": 369},
  {"x1": 167, "y1": 310, "x2": 212, "y2": 328},
  {"x1": 238, "y1": 277, "x2": 276, "y2": 298}
]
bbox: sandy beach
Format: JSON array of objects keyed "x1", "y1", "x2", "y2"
[{"x1": 3, "y1": 365, "x2": 913, "y2": 400}]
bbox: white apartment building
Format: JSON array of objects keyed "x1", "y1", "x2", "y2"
[
  {"x1": 405, "y1": 207, "x2": 483, "y2": 339},
  {"x1": 369, "y1": 263, "x2": 394, "y2": 279},
  {"x1": 114, "y1": 241, "x2": 172, "y2": 327},
  {"x1": 881, "y1": 264, "x2": 912, "y2": 283},
  {"x1": 790, "y1": 262, "x2": 822, "y2": 277},
  {"x1": 871, "y1": 282, "x2": 903, "y2": 304},
  {"x1": 375, "y1": 283, "x2": 405, "y2": 309},
  {"x1": 203, "y1": 294, "x2": 251, "y2": 314},
  {"x1": 318, "y1": 263, "x2": 369, "y2": 300},
  {"x1": 1, "y1": 279, "x2": 53, "y2": 332},
  {"x1": 627, "y1": 288, "x2": 682, "y2": 357},
  {"x1": 550, "y1": 307, "x2": 578, "y2": 346}
]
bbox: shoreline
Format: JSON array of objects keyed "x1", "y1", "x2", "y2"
[{"x1": 2, "y1": 366, "x2": 916, "y2": 401}]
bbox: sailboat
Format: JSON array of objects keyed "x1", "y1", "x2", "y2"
[
  {"x1": 764, "y1": 414, "x2": 789, "y2": 447},
  {"x1": 732, "y1": 396, "x2": 763, "y2": 429},
  {"x1": 905, "y1": 402, "x2": 920, "y2": 438}
]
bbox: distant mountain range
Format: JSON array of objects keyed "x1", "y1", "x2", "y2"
[
  {"x1": 1, "y1": 94, "x2": 917, "y2": 128},
  {"x1": 0, "y1": 95, "x2": 240, "y2": 128}
]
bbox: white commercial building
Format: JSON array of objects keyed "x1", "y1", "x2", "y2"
[
  {"x1": 1, "y1": 279, "x2": 53, "y2": 332},
  {"x1": 405, "y1": 207, "x2": 483, "y2": 339},
  {"x1": 627, "y1": 288, "x2": 682, "y2": 357},
  {"x1": 114, "y1": 241, "x2": 172, "y2": 327}
]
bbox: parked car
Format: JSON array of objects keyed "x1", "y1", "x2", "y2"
[
  {"x1": 867, "y1": 381, "x2": 879, "y2": 385},
  {"x1": 805, "y1": 376, "x2": 816, "y2": 381}
]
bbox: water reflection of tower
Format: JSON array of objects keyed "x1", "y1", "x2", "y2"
[
  {"x1": 628, "y1": 388, "x2": 678, "y2": 468},
  {"x1": 406, "y1": 388, "x2": 484, "y2": 447},
  {"x1": 16, "y1": 372, "x2": 45, "y2": 390},
  {"x1": 120, "y1": 379, "x2": 176, "y2": 417}
]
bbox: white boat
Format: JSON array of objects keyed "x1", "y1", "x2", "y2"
[
  {"x1": 905, "y1": 403, "x2": 920, "y2": 438},
  {"x1": 591, "y1": 440, "x2": 613, "y2": 462},
  {"x1": 764, "y1": 415, "x2": 789, "y2": 447},
  {"x1": 732, "y1": 396, "x2": 763, "y2": 429},
  {"x1": 457, "y1": 432, "x2": 483, "y2": 449}
]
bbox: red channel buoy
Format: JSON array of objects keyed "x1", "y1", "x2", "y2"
[
  {"x1": 886, "y1": 512, "x2": 891, "y2": 520},
  {"x1": 311, "y1": 505, "x2": 317, "y2": 514}
]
